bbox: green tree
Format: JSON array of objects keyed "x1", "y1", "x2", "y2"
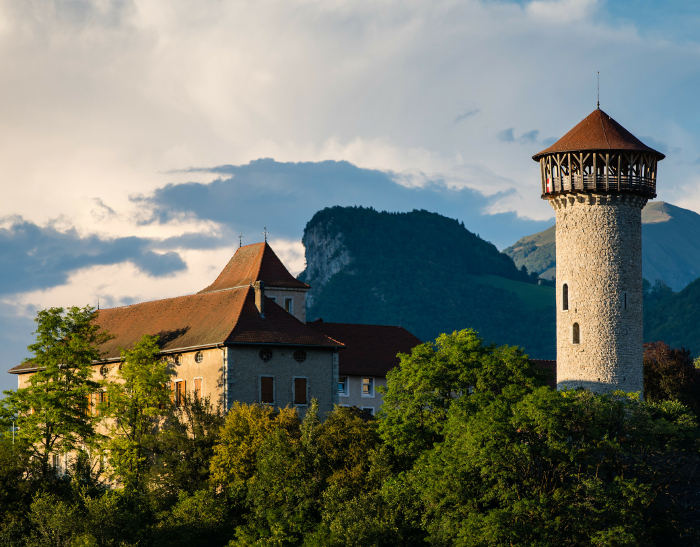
[
  {"x1": 412, "y1": 387, "x2": 699, "y2": 547},
  {"x1": 209, "y1": 401, "x2": 300, "y2": 490},
  {"x1": 148, "y1": 393, "x2": 224, "y2": 505},
  {"x1": 644, "y1": 341, "x2": 700, "y2": 416},
  {"x1": 103, "y1": 334, "x2": 171, "y2": 490},
  {"x1": 378, "y1": 328, "x2": 548, "y2": 461},
  {"x1": 0, "y1": 306, "x2": 110, "y2": 477}
]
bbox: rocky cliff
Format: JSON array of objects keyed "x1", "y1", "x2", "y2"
[
  {"x1": 300, "y1": 220, "x2": 353, "y2": 308},
  {"x1": 297, "y1": 206, "x2": 556, "y2": 358}
]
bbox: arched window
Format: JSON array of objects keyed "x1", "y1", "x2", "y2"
[
  {"x1": 562, "y1": 284, "x2": 569, "y2": 311},
  {"x1": 572, "y1": 323, "x2": 580, "y2": 344}
]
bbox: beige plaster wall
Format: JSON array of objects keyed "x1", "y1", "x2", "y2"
[
  {"x1": 550, "y1": 193, "x2": 646, "y2": 396},
  {"x1": 338, "y1": 374, "x2": 387, "y2": 416},
  {"x1": 265, "y1": 287, "x2": 307, "y2": 323}
]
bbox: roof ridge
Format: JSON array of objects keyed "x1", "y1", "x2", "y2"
[
  {"x1": 98, "y1": 285, "x2": 249, "y2": 312},
  {"x1": 598, "y1": 110, "x2": 611, "y2": 149}
]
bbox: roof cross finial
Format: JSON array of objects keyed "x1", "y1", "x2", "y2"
[
  {"x1": 263, "y1": 226, "x2": 268, "y2": 242},
  {"x1": 597, "y1": 71, "x2": 600, "y2": 109},
  {"x1": 239, "y1": 232, "x2": 243, "y2": 248}
]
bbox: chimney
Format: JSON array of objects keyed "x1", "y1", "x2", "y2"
[{"x1": 254, "y1": 281, "x2": 265, "y2": 317}]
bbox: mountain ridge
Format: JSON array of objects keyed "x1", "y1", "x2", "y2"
[
  {"x1": 299, "y1": 206, "x2": 556, "y2": 359},
  {"x1": 503, "y1": 202, "x2": 700, "y2": 291}
]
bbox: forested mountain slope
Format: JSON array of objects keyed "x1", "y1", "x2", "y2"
[
  {"x1": 298, "y1": 207, "x2": 556, "y2": 359},
  {"x1": 503, "y1": 202, "x2": 700, "y2": 291},
  {"x1": 644, "y1": 277, "x2": 700, "y2": 356}
]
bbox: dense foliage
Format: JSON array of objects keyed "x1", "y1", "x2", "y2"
[
  {"x1": 299, "y1": 206, "x2": 556, "y2": 359},
  {"x1": 1, "y1": 310, "x2": 698, "y2": 546},
  {"x1": 644, "y1": 277, "x2": 700, "y2": 356}
]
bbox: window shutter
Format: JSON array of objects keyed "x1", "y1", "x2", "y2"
[
  {"x1": 194, "y1": 378, "x2": 202, "y2": 401},
  {"x1": 294, "y1": 378, "x2": 307, "y2": 405},
  {"x1": 181, "y1": 380, "x2": 186, "y2": 406},
  {"x1": 261, "y1": 377, "x2": 274, "y2": 404},
  {"x1": 170, "y1": 382, "x2": 175, "y2": 404}
]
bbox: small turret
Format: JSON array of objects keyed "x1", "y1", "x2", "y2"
[{"x1": 533, "y1": 109, "x2": 665, "y2": 198}]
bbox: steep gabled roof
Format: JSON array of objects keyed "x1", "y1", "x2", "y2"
[
  {"x1": 8, "y1": 287, "x2": 340, "y2": 374},
  {"x1": 532, "y1": 109, "x2": 665, "y2": 161},
  {"x1": 198, "y1": 242, "x2": 309, "y2": 293},
  {"x1": 306, "y1": 321, "x2": 422, "y2": 376}
]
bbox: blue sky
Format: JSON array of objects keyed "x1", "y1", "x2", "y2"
[{"x1": 1, "y1": 0, "x2": 700, "y2": 392}]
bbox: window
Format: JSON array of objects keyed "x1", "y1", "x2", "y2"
[
  {"x1": 285, "y1": 298, "x2": 294, "y2": 314},
  {"x1": 259, "y1": 348, "x2": 272, "y2": 362},
  {"x1": 572, "y1": 323, "x2": 580, "y2": 344},
  {"x1": 293, "y1": 377, "x2": 307, "y2": 405},
  {"x1": 624, "y1": 292, "x2": 627, "y2": 310},
  {"x1": 362, "y1": 377, "x2": 374, "y2": 397},
  {"x1": 338, "y1": 376, "x2": 348, "y2": 397},
  {"x1": 194, "y1": 378, "x2": 202, "y2": 401},
  {"x1": 361, "y1": 407, "x2": 374, "y2": 416},
  {"x1": 294, "y1": 349, "x2": 307, "y2": 363},
  {"x1": 261, "y1": 376, "x2": 274, "y2": 404},
  {"x1": 562, "y1": 283, "x2": 569, "y2": 311},
  {"x1": 175, "y1": 355, "x2": 182, "y2": 366},
  {"x1": 174, "y1": 380, "x2": 186, "y2": 407},
  {"x1": 95, "y1": 391, "x2": 108, "y2": 415},
  {"x1": 195, "y1": 351, "x2": 204, "y2": 364},
  {"x1": 52, "y1": 454, "x2": 60, "y2": 469}
]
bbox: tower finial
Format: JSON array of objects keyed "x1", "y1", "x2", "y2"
[
  {"x1": 597, "y1": 71, "x2": 600, "y2": 109},
  {"x1": 239, "y1": 232, "x2": 243, "y2": 248},
  {"x1": 263, "y1": 227, "x2": 268, "y2": 242},
  {"x1": 97, "y1": 296, "x2": 100, "y2": 310}
]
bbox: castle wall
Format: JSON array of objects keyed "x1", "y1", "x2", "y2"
[
  {"x1": 226, "y1": 345, "x2": 338, "y2": 416},
  {"x1": 550, "y1": 193, "x2": 647, "y2": 396}
]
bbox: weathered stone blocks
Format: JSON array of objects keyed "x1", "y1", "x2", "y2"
[{"x1": 550, "y1": 194, "x2": 646, "y2": 396}]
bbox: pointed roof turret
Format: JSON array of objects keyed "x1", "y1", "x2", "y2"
[
  {"x1": 198, "y1": 242, "x2": 309, "y2": 294},
  {"x1": 533, "y1": 109, "x2": 665, "y2": 161}
]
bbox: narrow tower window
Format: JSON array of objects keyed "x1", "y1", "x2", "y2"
[
  {"x1": 562, "y1": 284, "x2": 569, "y2": 311},
  {"x1": 572, "y1": 323, "x2": 580, "y2": 344},
  {"x1": 624, "y1": 293, "x2": 627, "y2": 310}
]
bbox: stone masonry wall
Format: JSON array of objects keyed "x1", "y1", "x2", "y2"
[
  {"x1": 550, "y1": 193, "x2": 647, "y2": 396},
  {"x1": 226, "y1": 346, "x2": 337, "y2": 416}
]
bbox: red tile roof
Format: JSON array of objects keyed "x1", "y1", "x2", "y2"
[
  {"x1": 306, "y1": 320, "x2": 422, "y2": 376},
  {"x1": 532, "y1": 109, "x2": 665, "y2": 161},
  {"x1": 198, "y1": 242, "x2": 309, "y2": 293},
  {"x1": 8, "y1": 287, "x2": 340, "y2": 374}
]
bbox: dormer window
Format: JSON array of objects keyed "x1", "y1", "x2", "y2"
[{"x1": 285, "y1": 298, "x2": 294, "y2": 314}]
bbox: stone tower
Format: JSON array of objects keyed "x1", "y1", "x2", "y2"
[{"x1": 533, "y1": 109, "x2": 664, "y2": 395}]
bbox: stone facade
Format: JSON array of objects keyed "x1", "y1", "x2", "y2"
[
  {"x1": 549, "y1": 193, "x2": 647, "y2": 395},
  {"x1": 224, "y1": 345, "x2": 338, "y2": 416}
]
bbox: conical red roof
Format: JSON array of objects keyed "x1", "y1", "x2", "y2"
[
  {"x1": 532, "y1": 109, "x2": 665, "y2": 161},
  {"x1": 198, "y1": 242, "x2": 309, "y2": 294}
]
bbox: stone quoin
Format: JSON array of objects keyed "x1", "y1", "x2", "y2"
[{"x1": 533, "y1": 108, "x2": 665, "y2": 396}]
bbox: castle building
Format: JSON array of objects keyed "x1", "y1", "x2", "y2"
[
  {"x1": 8, "y1": 242, "x2": 421, "y2": 416},
  {"x1": 533, "y1": 108, "x2": 664, "y2": 395}
]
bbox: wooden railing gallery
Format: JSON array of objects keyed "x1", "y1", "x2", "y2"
[{"x1": 540, "y1": 151, "x2": 658, "y2": 196}]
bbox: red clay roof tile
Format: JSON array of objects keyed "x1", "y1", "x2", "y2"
[
  {"x1": 198, "y1": 242, "x2": 309, "y2": 293},
  {"x1": 533, "y1": 109, "x2": 665, "y2": 161},
  {"x1": 8, "y1": 287, "x2": 339, "y2": 374},
  {"x1": 306, "y1": 321, "x2": 421, "y2": 376}
]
